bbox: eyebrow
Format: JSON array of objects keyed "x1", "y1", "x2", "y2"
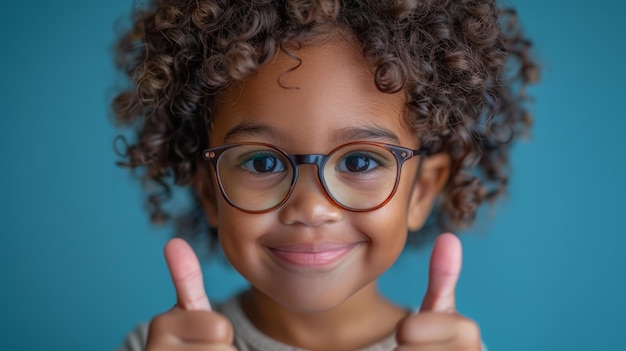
[
  {"x1": 224, "y1": 122, "x2": 287, "y2": 143},
  {"x1": 332, "y1": 126, "x2": 401, "y2": 145},
  {"x1": 223, "y1": 121, "x2": 401, "y2": 145}
]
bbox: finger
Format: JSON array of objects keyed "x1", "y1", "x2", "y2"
[
  {"x1": 395, "y1": 313, "x2": 480, "y2": 348},
  {"x1": 170, "y1": 346, "x2": 237, "y2": 351},
  {"x1": 164, "y1": 238, "x2": 212, "y2": 311},
  {"x1": 148, "y1": 310, "x2": 234, "y2": 346},
  {"x1": 420, "y1": 233, "x2": 462, "y2": 313}
]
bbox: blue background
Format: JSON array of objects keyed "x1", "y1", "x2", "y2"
[{"x1": 1, "y1": 1, "x2": 625, "y2": 350}]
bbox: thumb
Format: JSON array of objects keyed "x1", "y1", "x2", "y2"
[
  {"x1": 420, "y1": 233, "x2": 462, "y2": 313},
  {"x1": 164, "y1": 238, "x2": 212, "y2": 311}
]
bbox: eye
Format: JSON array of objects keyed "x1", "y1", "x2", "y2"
[
  {"x1": 239, "y1": 152, "x2": 286, "y2": 173},
  {"x1": 336, "y1": 152, "x2": 382, "y2": 173}
]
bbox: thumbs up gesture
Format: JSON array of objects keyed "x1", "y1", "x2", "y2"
[
  {"x1": 395, "y1": 233, "x2": 482, "y2": 350},
  {"x1": 145, "y1": 238, "x2": 237, "y2": 351}
]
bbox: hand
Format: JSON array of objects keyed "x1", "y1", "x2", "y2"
[
  {"x1": 395, "y1": 233, "x2": 482, "y2": 350},
  {"x1": 145, "y1": 238, "x2": 236, "y2": 350}
]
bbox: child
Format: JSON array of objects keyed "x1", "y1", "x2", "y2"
[{"x1": 112, "y1": 0, "x2": 538, "y2": 350}]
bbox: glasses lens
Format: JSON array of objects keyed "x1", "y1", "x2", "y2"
[
  {"x1": 216, "y1": 145, "x2": 293, "y2": 212},
  {"x1": 323, "y1": 143, "x2": 399, "y2": 210}
]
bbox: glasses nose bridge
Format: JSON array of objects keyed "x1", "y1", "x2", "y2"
[
  {"x1": 290, "y1": 153, "x2": 327, "y2": 187},
  {"x1": 292, "y1": 154, "x2": 325, "y2": 167}
]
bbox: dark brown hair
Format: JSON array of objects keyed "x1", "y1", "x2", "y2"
[{"x1": 111, "y1": 0, "x2": 539, "y2": 247}]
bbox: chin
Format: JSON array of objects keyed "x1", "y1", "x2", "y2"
[{"x1": 254, "y1": 274, "x2": 372, "y2": 314}]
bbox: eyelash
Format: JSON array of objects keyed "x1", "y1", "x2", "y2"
[{"x1": 236, "y1": 152, "x2": 286, "y2": 174}]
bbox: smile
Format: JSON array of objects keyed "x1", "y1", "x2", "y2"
[{"x1": 267, "y1": 242, "x2": 362, "y2": 267}]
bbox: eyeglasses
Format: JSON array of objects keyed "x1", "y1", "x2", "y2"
[{"x1": 202, "y1": 141, "x2": 429, "y2": 213}]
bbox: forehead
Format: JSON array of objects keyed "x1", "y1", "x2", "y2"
[{"x1": 211, "y1": 35, "x2": 416, "y2": 151}]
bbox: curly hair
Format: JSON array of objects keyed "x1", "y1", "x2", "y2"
[{"x1": 111, "y1": 0, "x2": 539, "y2": 247}]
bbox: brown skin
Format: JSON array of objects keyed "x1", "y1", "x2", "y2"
[
  {"x1": 146, "y1": 238, "x2": 235, "y2": 350},
  {"x1": 146, "y1": 36, "x2": 480, "y2": 351}
]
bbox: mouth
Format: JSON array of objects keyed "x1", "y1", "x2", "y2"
[{"x1": 267, "y1": 242, "x2": 362, "y2": 267}]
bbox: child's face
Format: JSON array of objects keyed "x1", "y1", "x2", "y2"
[{"x1": 200, "y1": 35, "x2": 444, "y2": 313}]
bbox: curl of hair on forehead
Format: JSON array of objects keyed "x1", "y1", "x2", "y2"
[{"x1": 111, "y1": 0, "x2": 539, "y2": 248}]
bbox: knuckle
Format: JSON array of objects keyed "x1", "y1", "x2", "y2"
[
  {"x1": 148, "y1": 312, "x2": 175, "y2": 335},
  {"x1": 395, "y1": 314, "x2": 413, "y2": 336},
  {"x1": 146, "y1": 310, "x2": 234, "y2": 347},
  {"x1": 174, "y1": 265, "x2": 203, "y2": 284},
  {"x1": 146, "y1": 314, "x2": 176, "y2": 349},
  {"x1": 183, "y1": 310, "x2": 234, "y2": 343},
  {"x1": 395, "y1": 314, "x2": 425, "y2": 343},
  {"x1": 455, "y1": 316, "x2": 481, "y2": 346},
  {"x1": 206, "y1": 311, "x2": 235, "y2": 341}
]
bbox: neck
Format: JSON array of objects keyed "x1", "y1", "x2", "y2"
[{"x1": 240, "y1": 282, "x2": 407, "y2": 351}]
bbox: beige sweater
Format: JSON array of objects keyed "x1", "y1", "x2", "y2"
[{"x1": 117, "y1": 295, "x2": 397, "y2": 351}]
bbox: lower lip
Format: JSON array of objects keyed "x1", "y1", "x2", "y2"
[{"x1": 269, "y1": 245, "x2": 359, "y2": 267}]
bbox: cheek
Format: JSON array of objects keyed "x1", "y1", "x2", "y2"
[
  {"x1": 353, "y1": 200, "x2": 410, "y2": 264},
  {"x1": 214, "y1": 202, "x2": 273, "y2": 262},
  {"x1": 356, "y1": 180, "x2": 415, "y2": 254}
]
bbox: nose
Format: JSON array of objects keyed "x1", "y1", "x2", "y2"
[{"x1": 278, "y1": 164, "x2": 343, "y2": 227}]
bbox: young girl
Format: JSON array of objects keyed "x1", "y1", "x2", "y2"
[{"x1": 112, "y1": 0, "x2": 538, "y2": 350}]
